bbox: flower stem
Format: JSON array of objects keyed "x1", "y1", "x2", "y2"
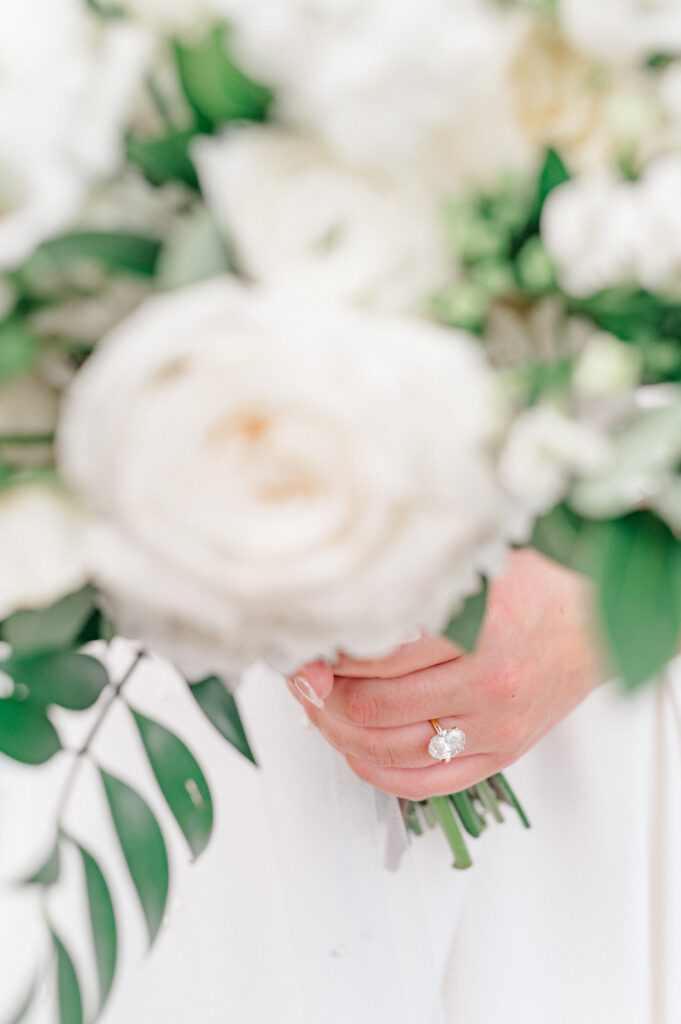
[
  {"x1": 428, "y1": 795, "x2": 472, "y2": 869},
  {"x1": 55, "y1": 649, "x2": 145, "y2": 827}
]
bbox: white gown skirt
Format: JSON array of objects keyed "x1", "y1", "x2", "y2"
[{"x1": 1, "y1": 642, "x2": 680, "y2": 1024}]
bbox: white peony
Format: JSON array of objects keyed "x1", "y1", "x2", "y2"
[
  {"x1": 58, "y1": 277, "x2": 512, "y2": 679},
  {"x1": 0, "y1": 0, "x2": 150, "y2": 270},
  {"x1": 193, "y1": 127, "x2": 447, "y2": 312},
  {"x1": 218, "y1": 0, "x2": 527, "y2": 188},
  {"x1": 0, "y1": 485, "x2": 89, "y2": 618},
  {"x1": 560, "y1": 0, "x2": 681, "y2": 66}
]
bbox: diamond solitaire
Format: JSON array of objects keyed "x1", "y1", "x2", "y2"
[{"x1": 428, "y1": 725, "x2": 466, "y2": 763}]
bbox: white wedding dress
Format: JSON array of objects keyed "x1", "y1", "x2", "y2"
[{"x1": 1, "y1": 641, "x2": 681, "y2": 1024}]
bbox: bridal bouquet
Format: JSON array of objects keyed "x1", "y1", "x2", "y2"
[{"x1": 3, "y1": 0, "x2": 681, "y2": 1021}]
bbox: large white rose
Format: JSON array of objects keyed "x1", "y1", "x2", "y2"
[
  {"x1": 560, "y1": 0, "x2": 681, "y2": 66},
  {"x1": 218, "y1": 0, "x2": 527, "y2": 187},
  {"x1": 116, "y1": 0, "x2": 218, "y2": 34},
  {"x1": 193, "y1": 127, "x2": 447, "y2": 312},
  {"x1": 0, "y1": 0, "x2": 149, "y2": 270},
  {"x1": 0, "y1": 485, "x2": 89, "y2": 618},
  {"x1": 58, "y1": 278, "x2": 513, "y2": 679}
]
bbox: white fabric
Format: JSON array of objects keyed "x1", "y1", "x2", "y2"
[{"x1": 1, "y1": 644, "x2": 680, "y2": 1023}]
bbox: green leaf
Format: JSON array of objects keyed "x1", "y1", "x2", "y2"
[
  {"x1": 1, "y1": 586, "x2": 97, "y2": 655},
  {"x1": 2, "y1": 652, "x2": 108, "y2": 710},
  {"x1": 536, "y1": 148, "x2": 570, "y2": 210},
  {"x1": 77, "y1": 842, "x2": 117, "y2": 1012},
  {"x1": 132, "y1": 709, "x2": 213, "y2": 858},
  {"x1": 157, "y1": 206, "x2": 231, "y2": 290},
  {"x1": 0, "y1": 320, "x2": 38, "y2": 382},
  {"x1": 175, "y1": 26, "x2": 273, "y2": 127},
  {"x1": 21, "y1": 842, "x2": 60, "y2": 886},
  {"x1": 0, "y1": 699, "x2": 61, "y2": 763},
  {"x1": 443, "y1": 580, "x2": 488, "y2": 652},
  {"x1": 189, "y1": 676, "x2": 257, "y2": 764},
  {"x1": 2, "y1": 978, "x2": 37, "y2": 1024},
  {"x1": 530, "y1": 503, "x2": 585, "y2": 569},
  {"x1": 126, "y1": 130, "x2": 200, "y2": 190},
  {"x1": 28, "y1": 232, "x2": 161, "y2": 278},
  {"x1": 51, "y1": 930, "x2": 83, "y2": 1024},
  {"x1": 100, "y1": 770, "x2": 169, "y2": 944},
  {"x1": 595, "y1": 513, "x2": 681, "y2": 689}
]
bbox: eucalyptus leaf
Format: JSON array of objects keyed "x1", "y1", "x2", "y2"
[
  {"x1": 175, "y1": 26, "x2": 273, "y2": 127},
  {"x1": 530, "y1": 503, "x2": 585, "y2": 569},
  {"x1": 100, "y1": 770, "x2": 169, "y2": 945},
  {"x1": 2, "y1": 652, "x2": 108, "y2": 710},
  {"x1": 27, "y1": 232, "x2": 161, "y2": 278},
  {"x1": 443, "y1": 580, "x2": 488, "y2": 652},
  {"x1": 0, "y1": 320, "x2": 38, "y2": 382},
  {"x1": 21, "y1": 842, "x2": 60, "y2": 886},
  {"x1": 77, "y1": 842, "x2": 117, "y2": 1012},
  {"x1": 0, "y1": 699, "x2": 61, "y2": 764},
  {"x1": 157, "y1": 207, "x2": 230, "y2": 290},
  {"x1": 189, "y1": 676, "x2": 257, "y2": 764},
  {"x1": 126, "y1": 131, "x2": 200, "y2": 190},
  {"x1": 1, "y1": 586, "x2": 97, "y2": 655},
  {"x1": 132, "y1": 709, "x2": 213, "y2": 858},
  {"x1": 595, "y1": 513, "x2": 681, "y2": 689},
  {"x1": 51, "y1": 930, "x2": 83, "y2": 1024}
]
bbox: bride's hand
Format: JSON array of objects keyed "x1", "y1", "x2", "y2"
[{"x1": 287, "y1": 549, "x2": 607, "y2": 800}]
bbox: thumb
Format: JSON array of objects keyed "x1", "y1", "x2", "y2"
[{"x1": 289, "y1": 660, "x2": 334, "y2": 708}]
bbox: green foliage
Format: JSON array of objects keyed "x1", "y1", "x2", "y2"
[
  {"x1": 189, "y1": 676, "x2": 257, "y2": 764},
  {"x1": 443, "y1": 580, "x2": 488, "y2": 652},
  {"x1": 157, "y1": 206, "x2": 231, "y2": 290},
  {"x1": 2, "y1": 652, "x2": 109, "y2": 710},
  {"x1": 0, "y1": 320, "x2": 38, "y2": 382},
  {"x1": 126, "y1": 131, "x2": 200, "y2": 190},
  {"x1": 52, "y1": 930, "x2": 83, "y2": 1024},
  {"x1": 77, "y1": 842, "x2": 117, "y2": 1013},
  {"x1": 593, "y1": 514, "x2": 681, "y2": 689},
  {"x1": 0, "y1": 700, "x2": 61, "y2": 763},
  {"x1": 132, "y1": 710, "x2": 213, "y2": 858},
  {"x1": 100, "y1": 770, "x2": 169, "y2": 945},
  {"x1": 17, "y1": 232, "x2": 161, "y2": 292},
  {"x1": 1, "y1": 586, "x2": 98, "y2": 655},
  {"x1": 175, "y1": 26, "x2": 273, "y2": 129}
]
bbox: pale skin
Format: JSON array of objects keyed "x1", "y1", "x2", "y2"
[{"x1": 287, "y1": 548, "x2": 609, "y2": 802}]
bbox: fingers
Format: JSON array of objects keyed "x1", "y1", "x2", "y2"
[
  {"x1": 322, "y1": 661, "x2": 474, "y2": 728},
  {"x1": 292, "y1": 695, "x2": 478, "y2": 768},
  {"x1": 289, "y1": 660, "x2": 334, "y2": 706},
  {"x1": 345, "y1": 752, "x2": 503, "y2": 801},
  {"x1": 332, "y1": 632, "x2": 462, "y2": 679}
]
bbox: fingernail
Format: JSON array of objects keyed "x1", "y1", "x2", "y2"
[{"x1": 292, "y1": 675, "x2": 325, "y2": 708}]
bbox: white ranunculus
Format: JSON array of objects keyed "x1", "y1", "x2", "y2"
[
  {"x1": 0, "y1": 485, "x2": 89, "y2": 618},
  {"x1": 193, "y1": 128, "x2": 447, "y2": 312},
  {"x1": 0, "y1": 0, "x2": 149, "y2": 270},
  {"x1": 218, "y1": 0, "x2": 526, "y2": 186},
  {"x1": 542, "y1": 155, "x2": 681, "y2": 297},
  {"x1": 541, "y1": 174, "x2": 639, "y2": 297},
  {"x1": 58, "y1": 278, "x2": 513, "y2": 679},
  {"x1": 499, "y1": 405, "x2": 611, "y2": 515},
  {"x1": 560, "y1": 0, "x2": 681, "y2": 66}
]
